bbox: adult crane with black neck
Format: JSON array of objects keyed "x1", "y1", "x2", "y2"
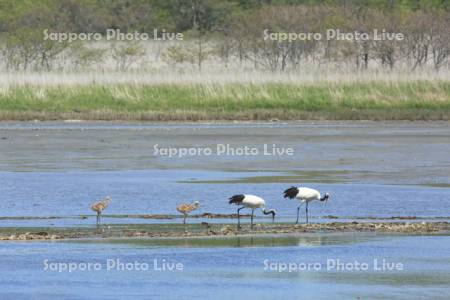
[
  {"x1": 229, "y1": 194, "x2": 276, "y2": 230},
  {"x1": 283, "y1": 187, "x2": 330, "y2": 224}
]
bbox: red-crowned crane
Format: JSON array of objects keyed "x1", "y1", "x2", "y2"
[
  {"x1": 229, "y1": 194, "x2": 276, "y2": 230},
  {"x1": 283, "y1": 187, "x2": 330, "y2": 224},
  {"x1": 91, "y1": 196, "x2": 112, "y2": 225},
  {"x1": 176, "y1": 201, "x2": 200, "y2": 224}
]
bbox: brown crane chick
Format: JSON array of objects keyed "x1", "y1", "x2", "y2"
[
  {"x1": 176, "y1": 201, "x2": 200, "y2": 225},
  {"x1": 91, "y1": 196, "x2": 112, "y2": 225}
]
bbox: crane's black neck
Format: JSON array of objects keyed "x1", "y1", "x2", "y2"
[
  {"x1": 320, "y1": 194, "x2": 329, "y2": 201},
  {"x1": 262, "y1": 209, "x2": 276, "y2": 220}
]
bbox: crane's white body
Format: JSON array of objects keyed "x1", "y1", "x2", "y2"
[
  {"x1": 295, "y1": 188, "x2": 322, "y2": 203},
  {"x1": 241, "y1": 194, "x2": 266, "y2": 209}
]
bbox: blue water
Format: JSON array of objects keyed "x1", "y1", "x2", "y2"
[
  {"x1": 0, "y1": 234, "x2": 449, "y2": 299},
  {"x1": 0, "y1": 169, "x2": 449, "y2": 227}
]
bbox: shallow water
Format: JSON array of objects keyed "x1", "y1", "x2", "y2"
[
  {"x1": 1, "y1": 121, "x2": 449, "y2": 184},
  {"x1": 0, "y1": 121, "x2": 449, "y2": 226},
  {"x1": 0, "y1": 121, "x2": 449, "y2": 298},
  {"x1": 0, "y1": 233, "x2": 449, "y2": 299},
  {"x1": 0, "y1": 169, "x2": 449, "y2": 227}
]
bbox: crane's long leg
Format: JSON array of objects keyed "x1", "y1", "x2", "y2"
[
  {"x1": 250, "y1": 209, "x2": 254, "y2": 229},
  {"x1": 183, "y1": 214, "x2": 188, "y2": 233},
  {"x1": 306, "y1": 202, "x2": 309, "y2": 224},
  {"x1": 96, "y1": 211, "x2": 100, "y2": 226},
  {"x1": 296, "y1": 206, "x2": 300, "y2": 224},
  {"x1": 237, "y1": 206, "x2": 244, "y2": 230}
]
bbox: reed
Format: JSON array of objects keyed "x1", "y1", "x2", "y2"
[{"x1": 0, "y1": 80, "x2": 449, "y2": 121}]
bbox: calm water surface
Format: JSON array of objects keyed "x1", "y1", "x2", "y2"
[{"x1": 0, "y1": 234, "x2": 449, "y2": 299}]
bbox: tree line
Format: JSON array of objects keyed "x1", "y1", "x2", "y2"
[{"x1": 0, "y1": 0, "x2": 449, "y2": 72}]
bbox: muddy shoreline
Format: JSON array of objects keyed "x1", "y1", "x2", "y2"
[
  {"x1": 1, "y1": 213, "x2": 448, "y2": 221},
  {"x1": 1, "y1": 221, "x2": 449, "y2": 241}
]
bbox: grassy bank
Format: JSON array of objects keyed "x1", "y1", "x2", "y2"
[{"x1": 1, "y1": 81, "x2": 449, "y2": 121}]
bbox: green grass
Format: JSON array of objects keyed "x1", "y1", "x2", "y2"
[{"x1": 0, "y1": 81, "x2": 449, "y2": 120}]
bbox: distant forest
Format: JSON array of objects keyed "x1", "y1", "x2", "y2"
[{"x1": 1, "y1": 0, "x2": 449, "y2": 72}]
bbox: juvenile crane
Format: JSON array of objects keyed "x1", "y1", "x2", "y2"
[
  {"x1": 229, "y1": 194, "x2": 276, "y2": 230},
  {"x1": 283, "y1": 187, "x2": 330, "y2": 224},
  {"x1": 176, "y1": 201, "x2": 200, "y2": 224},
  {"x1": 91, "y1": 196, "x2": 112, "y2": 225}
]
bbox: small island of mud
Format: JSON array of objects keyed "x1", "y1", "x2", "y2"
[{"x1": 1, "y1": 221, "x2": 449, "y2": 241}]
